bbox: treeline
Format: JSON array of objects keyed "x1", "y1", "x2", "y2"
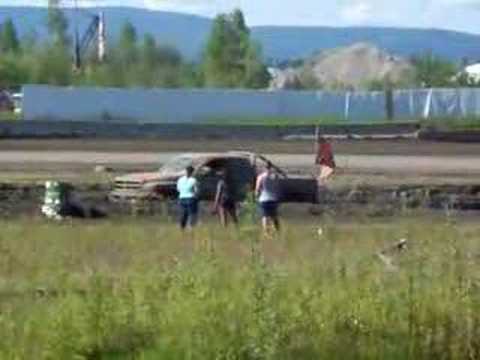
[
  {"x1": 367, "y1": 53, "x2": 480, "y2": 91},
  {"x1": 275, "y1": 52, "x2": 479, "y2": 91},
  {"x1": 0, "y1": 6, "x2": 270, "y2": 89}
]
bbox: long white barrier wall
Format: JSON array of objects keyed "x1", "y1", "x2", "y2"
[{"x1": 22, "y1": 85, "x2": 480, "y2": 123}]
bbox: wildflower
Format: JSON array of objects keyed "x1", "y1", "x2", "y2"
[{"x1": 317, "y1": 227, "x2": 324, "y2": 237}]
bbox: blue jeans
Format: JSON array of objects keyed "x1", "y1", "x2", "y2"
[{"x1": 179, "y1": 198, "x2": 198, "y2": 229}]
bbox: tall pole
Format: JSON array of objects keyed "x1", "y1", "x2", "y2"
[
  {"x1": 98, "y1": 11, "x2": 106, "y2": 62},
  {"x1": 73, "y1": 0, "x2": 81, "y2": 69}
]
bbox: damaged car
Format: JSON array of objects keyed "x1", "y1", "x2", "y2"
[{"x1": 109, "y1": 152, "x2": 318, "y2": 205}]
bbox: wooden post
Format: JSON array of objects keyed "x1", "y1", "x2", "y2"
[
  {"x1": 314, "y1": 125, "x2": 320, "y2": 156},
  {"x1": 313, "y1": 125, "x2": 321, "y2": 206},
  {"x1": 385, "y1": 88, "x2": 394, "y2": 121}
]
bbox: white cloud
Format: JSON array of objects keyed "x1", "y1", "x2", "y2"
[
  {"x1": 3, "y1": 0, "x2": 480, "y2": 33},
  {"x1": 122, "y1": 0, "x2": 222, "y2": 17},
  {"x1": 437, "y1": 0, "x2": 480, "y2": 6},
  {"x1": 142, "y1": 0, "x2": 208, "y2": 10},
  {"x1": 340, "y1": 1, "x2": 372, "y2": 23}
]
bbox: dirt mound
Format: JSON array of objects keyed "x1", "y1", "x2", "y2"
[{"x1": 271, "y1": 43, "x2": 413, "y2": 90}]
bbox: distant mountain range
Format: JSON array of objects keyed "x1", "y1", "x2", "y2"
[{"x1": 2, "y1": 6, "x2": 480, "y2": 62}]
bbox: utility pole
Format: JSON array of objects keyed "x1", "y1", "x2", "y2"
[
  {"x1": 74, "y1": 0, "x2": 81, "y2": 69},
  {"x1": 73, "y1": 1, "x2": 107, "y2": 69},
  {"x1": 98, "y1": 11, "x2": 106, "y2": 62}
]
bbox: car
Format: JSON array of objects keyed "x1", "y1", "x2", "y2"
[
  {"x1": 109, "y1": 152, "x2": 318, "y2": 205},
  {"x1": 11, "y1": 93, "x2": 22, "y2": 115}
]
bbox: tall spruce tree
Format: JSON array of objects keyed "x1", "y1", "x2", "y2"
[
  {"x1": 47, "y1": 0, "x2": 70, "y2": 47},
  {"x1": 0, "y1": 18, "x2": 20, "y2": 54},
  {"x1": 203, "y1": 9, "x2": 270, "y2": 88},
  {"x1": 118, "y1": 21, "x2": 138, "y2": 66}
]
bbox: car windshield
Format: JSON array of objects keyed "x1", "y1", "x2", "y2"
[{"x1": 159, "y1": 155, "x2": 195, "y2": 174}]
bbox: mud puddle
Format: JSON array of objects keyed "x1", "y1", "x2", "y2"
[{"x1": 0, "y1": 183, "x2": 479, "y2": 219}]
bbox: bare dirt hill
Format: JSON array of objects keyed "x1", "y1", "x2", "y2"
[{"x1": 270, "y1": 43, "x2": 413, "y2": 90}]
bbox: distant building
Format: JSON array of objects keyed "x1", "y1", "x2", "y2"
[
  {"x1": 11, "y1": 93, "x2": 23, "y2": 114},
  {"x1": 268, "y1": 67, "x2": 301, "y2": 90},
  {"x1": 461, "y1": 63, "x2": 480, "y2": 84}
]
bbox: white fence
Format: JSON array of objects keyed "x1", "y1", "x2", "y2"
[{"x1": 23, "y1": 85, "x2": 480, "y2": 123}]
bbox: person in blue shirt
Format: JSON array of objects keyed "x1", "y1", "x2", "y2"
[{"x1": 177, "y1": 165, "x2": 199, "y2": 230}]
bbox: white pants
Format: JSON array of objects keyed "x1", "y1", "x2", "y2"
[{"x1": 318, "y1": 165, "x2": 334, "y2": 185}]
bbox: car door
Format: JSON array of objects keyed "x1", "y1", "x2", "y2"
[
  {"x1": 196, "y1": 157, "x2": 256, "y2": 202},
  {"x1": 195, "y1": 162, "x2": 221, "y2": 201},
  {"x1": 278, "y1": 176, "x2": 318, "y2": 203},
  {"x1": 224, "y1": 158, "x2": 256, "y2": 201}
]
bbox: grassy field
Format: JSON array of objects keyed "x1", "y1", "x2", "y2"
[
  {"x1": 0, "y1": 111, "x2": 20, "y2": 121},
  {"x1": 420, "y1": 116, "x2": 480, "y2": 131},
  {"x1": 203, "y1": 115, "x2": 348, "y2": 126},
  {"x1": 196, "y1": 116, "x2": 480, "y2": 128},
  {"x1": 203, "y1": 116, "x2": 480, "y2": 128},
  {"x1": 2, "y1": 109, "x2": 480, "y2": 128},
  {"x1": 1, "y1": 215, "x2": 480, "y2": 359}
]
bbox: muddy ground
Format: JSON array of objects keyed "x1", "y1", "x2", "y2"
[
  {"x1": 0, "y1": 138, "x2": 478, "y2": 219},
  {"x1": 1, "y1": 182, "x2": 479, "y2": 221}
]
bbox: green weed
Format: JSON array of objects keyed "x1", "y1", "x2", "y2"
[{"x1": 0, "y1": 218, "x2": 478, "y2": 359}]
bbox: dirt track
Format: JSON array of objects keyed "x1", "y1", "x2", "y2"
[
  {"x1": 0, "y1": 151, "x2": 480, "y2": 177},
  {"x1": 0, "y1": 139, "x2": 479, "y2": 186},
  {"x1": 1, "y1": 138, "x2": 480, "y2": 156}
]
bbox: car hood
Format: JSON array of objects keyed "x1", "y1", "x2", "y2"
[{"x1": 115, "y1": 172, "x2": 178, "y2": 184}]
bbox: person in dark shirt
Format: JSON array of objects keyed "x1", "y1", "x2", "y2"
[{"x1": 213, "y1": 169, "x2": 238, "y2": 227}]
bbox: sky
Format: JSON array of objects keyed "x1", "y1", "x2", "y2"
[{"x1": 4, "y1": 0, "x2": 480, "y2": 34}]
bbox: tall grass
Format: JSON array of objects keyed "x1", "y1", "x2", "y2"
[
  {"x1": 198, "y1": 115, "x2": 480, "y2": 128},
  {"x1": 202, "y1": 115, "x2": 346, "y2": 126},
  {"x1": 0, "y1": 111, "x2": 20, "y2": 121},
  {"x1": 0, "y1": 217, "x2": 479, "y2": 359},
  {"x1": 420, "y1": 116, "x2": 480, "y2": 130}
]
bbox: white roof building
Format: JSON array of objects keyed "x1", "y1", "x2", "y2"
[{"x1": 464, "y1": 63, "x2": 480, "y2": 83}]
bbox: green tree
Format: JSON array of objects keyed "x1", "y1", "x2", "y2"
[
  {"x1": 156, "y1": 45, "x2": 182, "y2": 67},
  {"x1": 141, "y1": 34, "x2": 158, "y2": 68},
  {"x1": 0, "y1": 15, "x2": 196, "y2": 89},
  {"x1": 203, "y1": 9, "x2": 270, "y2": 88},
  {"x1": 118, "y1": 21, "x2": 138, "y2": 66},
  {"x1": 230, "y1": 9, "x2": 250, "y2": 64},
  {"x1": 47, "y1": 0, "x2": 70, "y2": 47},
  {"x1": 0, "y1": 55, "x2": 29, "y2": 88},
  {"x1": 140, "y1": 35, "x2": 181, "y2": 67},
  {"x1": 244, "y1": 42, "x2": 270, "y2": 88},
  {"x1": 203, "y1": 15, "x2": 230, "y2": 86},
  {"x1": 21, "y1": 28, "x2": 39, "y2": 53},
  {"x1": 0, "y1": 18, "x2": 20, "y2": 54},
  {"x1": 231, "y1": 8, "x2": 249, "y2": 36},
  {"x1": 412, "y1": 52, "x2": 457, "y2": 88},
  {"x1": 31, "y1": 45, "x2": 72, "y2": 86}
]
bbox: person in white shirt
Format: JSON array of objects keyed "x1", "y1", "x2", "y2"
[
  {"x1": 176, "y1": 165, "x2": 199, "y2": 230},
  {"x1": 255, "y1": 162, "x2": 281, "y2": 233}
]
